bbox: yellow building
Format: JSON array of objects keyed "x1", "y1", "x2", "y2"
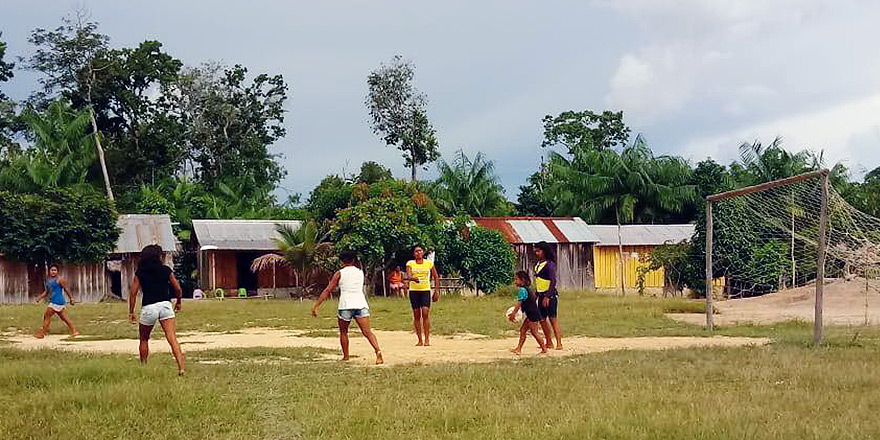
[{"x1": 587, "y1": 224, "x2": 695, "y2": 291}]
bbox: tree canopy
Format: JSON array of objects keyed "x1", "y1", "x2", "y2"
[{"x1": 366, "y1": 56, "x2": 440, "y2": 182}]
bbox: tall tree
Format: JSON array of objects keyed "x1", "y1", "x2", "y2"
[
  {"x1": 90, "y1": 40, "x2": 184, "y2": 190},
  {"x1": 542, "y1": 110, "x2": 630, "y2": 154},
  {"x1": 173, "y1": 63, "x2": 287, "y2": 192},
  {"x1": 25, "y1": 12, "x2": 115, "y2": 200},
  {"x1": 431, "y1": 150, "x2": 512, "y2": 217},
  {"x1": 0, "y1": 100, "x2": 97, "y2": 193},
  {"x1": 549, "y1": 139, "x2": 696, "y2": 294},
  {"x1": 0, "y1": 32, "x2": 18, "y2": 151},
  {"x1": 366, "y1": 56, "x2": 439, "y2": 182}
]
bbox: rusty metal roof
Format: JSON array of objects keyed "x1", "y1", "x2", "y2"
[
  {"x1": 588, "y1": 224, "x2": 695, "y2": 246},
  {"x1": 114, "y1": 214, "x2": 178, "y2": 254},
  {"x1": 192, "y1": 219, "x2": 303, "y2": 250},
  {"x1": 471, "y1": 217, "x2": 599, "y2": 244}
]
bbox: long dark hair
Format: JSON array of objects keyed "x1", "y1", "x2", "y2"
[
  {"x1": 138, "y1": 244, "x2": 165, "y2": 272},
  {"x1": 535, "y1": 241, "x2": 555, "y2": 262}
]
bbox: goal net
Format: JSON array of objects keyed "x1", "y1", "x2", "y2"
[{"x1": 706, "y1": 171, "x2": 880, "y2": 337}]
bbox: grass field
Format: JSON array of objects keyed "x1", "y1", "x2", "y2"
[{"x1": 3, "y1": 290, "x2": 880, "y2": 439}]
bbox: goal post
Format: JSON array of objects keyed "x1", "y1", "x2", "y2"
[{"x1": 704, "y1": 170, "x2": 830, "y2": 341}]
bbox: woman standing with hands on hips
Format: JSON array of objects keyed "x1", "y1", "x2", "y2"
[
  {"x1": 128, "y1": 244, "x2": 186, "y2": 376},
  {"x1": 534, "y1": 241, "x2": 562, "y2": 350}
]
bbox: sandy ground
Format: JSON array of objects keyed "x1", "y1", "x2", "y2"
[
  {"x1": 4, "y1": 328, "x2": 769, "y2": 366},
  {"x1": 669, "y1": 278, "x2": 880, "y2": 326}
]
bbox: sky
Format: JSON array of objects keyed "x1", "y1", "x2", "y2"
[{"x1": 2, "y1": 0, "x2": 880, "y2": 200}]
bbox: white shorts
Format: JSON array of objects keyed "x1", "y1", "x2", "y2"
[
  {"x1": 139, "y1": 301, "x2": 175, "y2": 326},
  {"x1": 48, "y1": 303, "x2": 66, "y2": 312}
]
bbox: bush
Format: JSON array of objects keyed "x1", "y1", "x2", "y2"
[
  {"x1": 435, "y1": 219, "x2": 515, "y2": 293},
  {"x1": 0, "y1": 188, "x2": 119, "y2": 264}
]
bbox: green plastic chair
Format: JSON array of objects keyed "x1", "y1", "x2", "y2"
[
  {"x1": 238, "y1": 288, "x2": 247, "y2": 298},
  {"x1": 214, "y1": 288, "x2": 225, "y2": 300}
]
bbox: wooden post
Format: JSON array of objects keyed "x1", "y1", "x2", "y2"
[
  {"x1": 705, "y1": 201, "x2": 714, "y2": 331},
  {"x1": 814, "y1": 172, "x2": 830, "y2": 344}
]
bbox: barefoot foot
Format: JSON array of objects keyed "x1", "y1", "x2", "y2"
[
  {"x1": 416, "y1": 341, "x2": 424, "y2": 346},
  {"x1": 510, "y1": 348, "x2": 522, "y2": 355},
  {"x1": 375, "y1": 351, "x2": 384, "y2": 365},
  {"x1": 34, "y1": 329, "x2": 46, "y2": 339},
  {"x1": 555, "y1": 344, "x2": 563, "y2": 350}
]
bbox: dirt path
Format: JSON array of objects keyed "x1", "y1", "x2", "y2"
[
  {"x1": 668, "y1": 278, "x2": 880, "y2": 326},
  {"x1": 5, "y1": 328, "x2": 769, "y2": 366}
]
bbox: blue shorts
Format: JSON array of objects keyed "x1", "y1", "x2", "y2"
[{"x1": 337, "y1": 308, "x2": 370, "y2": 322}]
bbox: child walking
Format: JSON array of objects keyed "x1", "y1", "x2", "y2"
[
  {"x1": 34, "y1": 264, "x2": 80, "y2": 339},
  {"x1": 508, "y1": 270, "x2": 547, "y2": 355},
  {"x1": 312, "y1": 251, "x2": 384, "y2": 364}
]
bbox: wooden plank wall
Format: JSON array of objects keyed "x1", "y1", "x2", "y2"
[
  {"x1": 512, "y1": 243, "x2": 593, "y2": 290},
  {"x1": 0, "y1": 258, "x2": 108, "y2": 303},
  {"x1": 0, "y1": 259, "x2": 30, "y2": 303},
  {"x1": 592, "y1": 245, "x2": 665, "y2": 289}
]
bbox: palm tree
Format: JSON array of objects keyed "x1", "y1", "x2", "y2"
[
  {"x1": 432, "y1": 149, "x2": 511, "y2": 217},
  {"x1": 0, "y1": 100, "x2": 96, "y2": 193},
  {"x1": 549, "y1": 138, "x2": 696, "y2": 294},
  {"x1": 251, "y1": 221, "x2": 331, "y2": 293}
]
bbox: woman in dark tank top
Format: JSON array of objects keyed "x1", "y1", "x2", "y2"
[{"x1": 128, "y1": 244, "x2": 186, "y2": 375}]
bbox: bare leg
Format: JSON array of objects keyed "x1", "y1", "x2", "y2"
[
  {"x1": 58, "y1": 309, "x2": 79, "y2": 337},
  {"x1": 412, "y1": 309, "x2": 424, "y2": 346},
  {"x1": 354, "y1": 317, "x2": 383, "y2": 364},
  {"x1": 511, "y1": 321, "x2": 529, "y2": 355},
  {"x1": 539, "y1": 319, "x2": 554, "y2": 349},
  {"x1": 529, "y1": 322, "x2": 548, "y2": 353},
  {"x1": 421, "y1": 307, "x2": 431, "y2": 346},
  {"x1": 35, "y1": 308, "x2": 54, "y2": 338},
  {"x1": 550, "y1": 317, "x2": 563, "y2": 350},
  {"x1": 338, "y1": 318, "x2": 351, "y2": 360},
  {"x1": 159, "y1": 318, "x2": 185, "y2": 375},
  {"x1": 139, "y1": 324, "x2": 153, "y2": 364}
]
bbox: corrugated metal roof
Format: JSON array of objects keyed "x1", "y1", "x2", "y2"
[
  {"x1": 472, "y1": 217, "x2": 600, "y2": 244},
  {"x1": 588, "y1": 224, "x2": 695, "y2": 246},
  {"x1": 114, "y1": 214, "x2": 178, "y2": 254},
  {"x1": 192, "y1": 219, "x2": 303, "y2": 250}
]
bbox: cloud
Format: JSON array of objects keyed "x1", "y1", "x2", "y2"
[{"x1": 682, "y1": 92, "x2": 880, "y2": 175}]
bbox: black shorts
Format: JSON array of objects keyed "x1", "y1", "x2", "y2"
[
  {"x1": 538, "y1": 295, "x2": 558, "y2": 319},
  {"x1": 409, "y1": 290, "x2": 432, "y2": 309},
  {"x1": 521, "y1": 298, "x2": 543, "y2": 323}
]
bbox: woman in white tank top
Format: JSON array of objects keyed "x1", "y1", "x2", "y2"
[{"x1": 312, "y1": 251, "x2": 383, "y2": 364}]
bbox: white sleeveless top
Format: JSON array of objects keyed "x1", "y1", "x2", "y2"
[{"x1": 337, "y1": 266, "x2": 369, "y2": 310}]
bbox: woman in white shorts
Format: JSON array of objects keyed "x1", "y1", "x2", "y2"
[
  {"x1": 128, "y1": 244, "x2": 185, "y2": 375},
  {"x1": 312, "y1": 250, "x2": 383, "y2": 364}
]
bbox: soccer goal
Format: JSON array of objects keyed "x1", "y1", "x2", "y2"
[{"x1": 705, "y1": 169, "x2": 880, "y2": 343}]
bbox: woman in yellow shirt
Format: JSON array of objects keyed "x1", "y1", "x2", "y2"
[
  {"x1": 405, "y1": 245, "x2": 440, "y2": 346},
  {"x1": 534, "y1": 241, "x2": 562, "y2": 350}
]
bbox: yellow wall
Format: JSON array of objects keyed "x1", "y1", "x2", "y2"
[{"x1": 593, "y1": 245, "x2": 665, "y2": 289}]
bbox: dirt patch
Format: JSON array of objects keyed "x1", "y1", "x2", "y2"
[
  {"x1": 5, "y1": 327, "x2": 769, "y2": 366},
  {"x1": 668, "y1": 278, "x2": 880, "y2": 326}
]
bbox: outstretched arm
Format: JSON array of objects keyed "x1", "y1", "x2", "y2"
[
  {"x1": 311, "y1": 272, "x2": 341, "y2": 316},
  {"x1": 129, "y1": 276, "x2": 140, "y2": 324}
]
